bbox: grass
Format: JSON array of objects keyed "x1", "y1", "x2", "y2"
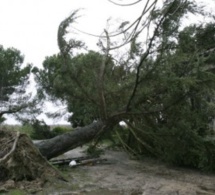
[
  {"x1": 0, "y1": 124, "x2": 73, "y2": 139},
  {"x1": 0, "y1": 124, "x2": 33, "y2": 137}
]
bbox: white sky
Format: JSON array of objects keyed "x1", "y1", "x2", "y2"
[
  {"x1": 0, "y1": 0, "x2": 144, "y2": 124},
  {"x1": 0, "y1": 0, "x2": 214, "y2": 124},
  {"x1": 0, "y1": 0, "x2": 144, "y2": 68}
]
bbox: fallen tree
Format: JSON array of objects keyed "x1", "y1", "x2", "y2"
[
  {"x1": 2, "y1": 1, "x2": 215, "y2": 192},
  {"x1": 0, "y1": 118, "x2": 118, "y2": 192},
  {"x1": 34, "y1": 120, "x2": 107, "y2": 159}
]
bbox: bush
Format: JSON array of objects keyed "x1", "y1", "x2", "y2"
[
  {"x1": 19, "y1": 124, "x2": 34, "y2": 137},
  {"x1": 153, "y1": 124, "x2": 204, "y2": 168},
  {"x1": 199, "y1": 139, "x2": 215, "y2": 171},
  {"x1": 30, "y1": 119, "x2": 53, "y2": 140},
  {"x1": 52, "y1": 126, "x2": 72, "y2": 136},
  {"x1": 126, "y1": 120, "x2": 215, "y2": 171}
]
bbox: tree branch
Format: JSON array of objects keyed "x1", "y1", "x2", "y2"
[
  {"x1": 108, "y1": 0, "x2": 143, "y2": 6},
  {"x1": 98, "y1": 30, "x2": 110, "y2": 120},
  {"x1": 0, "y1": 105, "x2": 28, "y2": 118},
  {"x1": 126, "y1": 0, "x2": 178, "y2": 111}
]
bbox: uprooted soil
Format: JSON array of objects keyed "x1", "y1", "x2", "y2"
[
  {"x1": 0, "y1": 129, "x2": 63, "y2": 193},
  {"x1": 34, "y1": 147, "x2": 215, "y2": 195}
]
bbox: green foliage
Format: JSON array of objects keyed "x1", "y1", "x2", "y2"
[
  {"x1": 34, "y1": 50, "x2": 131, "y2": 127},
  {"x1": 7, "y1": 189, "x2": 26, "y2": 195},
  {"x1": 0, "y1": 124, "x2": 33, "y2": 137},
  {"x1": 29, "y1": 119, "x2": 53, "y2": 140},
  {"x1": 57, "y1": 10, "x2": 85, "y2": 57},
  {"x1": 199, "y1": 139, "x2": 215, "y2": 171},
  {"x1": 125, "y1": 121, "x2": 215, "y2": 171},
  {"x1": 33, "y1": 3, "x2": 215, "y2": 171},
  {"x1": 154, "y1": 124, "x2": 204, "y2": 167},
  {"x1": 0, "y1": 116, "x2": 6, "y2": 124},
  {"x1": 52, "y1": 126, "x2": 72, "y2": 136},
  {"x1": 0, "y1": 45, "x2": 32, "y2": 120},
  {"x1": 1, "y1": 124, "x2": 72, "y2": 139},
  {"x1": 86, "y1": 145, "x2": 104, "y2": 157},
  {"x1": 19, "y1": 124, "x2": 34, "y2": 137},
  {"x1": 123, "y1": 20, "x2": 215, "y2": 170},
  {"x1": 195, "y1": 23, "x2": 215, "y2": 50},
  {"x1": 0, "y1": 46, "x2": 31, "y2": 100}
]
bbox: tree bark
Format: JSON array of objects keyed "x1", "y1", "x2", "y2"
[{"x1": 34, "y1": 120, "x2": 106, "y2": 160}]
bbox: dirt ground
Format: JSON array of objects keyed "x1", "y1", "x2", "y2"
[{"x1": 32, "y1": 147, "x2": 215, "y2": 195}]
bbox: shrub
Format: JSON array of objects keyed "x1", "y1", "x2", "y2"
[
  {"x1": 30, "y1": 119, "x2": 53, "y2": 140},
  {"x1": 52, "y1": 126, "x2": 72, "y2": 136},
  {"x1": 126, "y1": 120, "x2": 215, "y2": 171},
  {"x1": 19, "y1": 124, "x2": 34, "y2": 137},
  {"x1": 199, "y1": 139, "x2": 215, "y2": 171}
]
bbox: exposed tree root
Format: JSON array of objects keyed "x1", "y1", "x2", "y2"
[{"x1": 0, "y1": 128, "x2": 64, "y2": 192}]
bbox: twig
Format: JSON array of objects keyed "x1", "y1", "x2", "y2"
[{"x1": 108, "y1": 0, "x2": 143, "y2": 6}]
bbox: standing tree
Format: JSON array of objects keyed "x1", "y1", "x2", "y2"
[
  {"x1": 0, "y1": 46, "x2": 57, "y2": 187},
  {"x1": 0, "y1": 45, "x2": 32, "y2": 123},
  {"x1": 32, "y1": 0, "x2": 215, "y2": 170}
]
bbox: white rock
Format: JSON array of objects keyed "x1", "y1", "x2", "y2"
[{"x1": 69, "y1": 160, "x2": 77, "y2": 167}]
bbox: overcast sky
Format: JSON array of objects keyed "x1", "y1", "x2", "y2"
[
  {"x1": 0, "y1": 0, "x2": 214, "y2": 124},
  {"x1": 0, "y1": 0, "x2": 144, "y2": 68},
  {"x1": 0, "y1": 0, "x2": 145, "y2": 124}
]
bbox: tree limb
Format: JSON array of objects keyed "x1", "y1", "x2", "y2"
[{"x1": 126, "y1": 0, "x2": 179, "y2": 111}]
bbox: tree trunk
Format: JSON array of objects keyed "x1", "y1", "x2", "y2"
[{"x1": 34, "y1": 120, "x2": 106, "y2": 160}]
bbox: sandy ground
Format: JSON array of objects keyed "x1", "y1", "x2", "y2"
[{"x1": 38, "y1": 147, "x2": 215, "y2": 195}]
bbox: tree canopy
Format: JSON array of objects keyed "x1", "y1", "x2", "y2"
[
  {"x1": 33, "y1": 0, "x2": 215, "y2": 170},
  {"x1": 0, "y1": 45, "x2": 32, "y2": 123}
]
